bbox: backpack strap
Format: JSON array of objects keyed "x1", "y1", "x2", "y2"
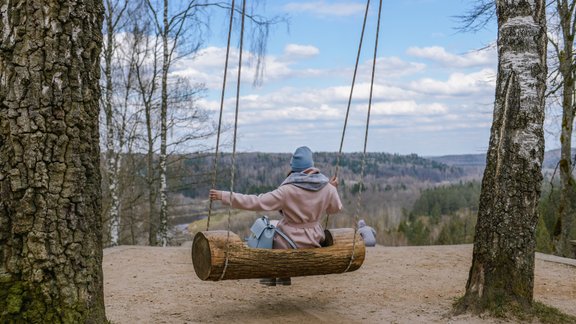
[{"x1": 274, "y1": 228, "x2": 297, "y2": 249}]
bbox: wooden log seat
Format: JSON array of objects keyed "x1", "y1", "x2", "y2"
[{"x1": 191, "y1": 228, "x2": 366, "y2": 281}]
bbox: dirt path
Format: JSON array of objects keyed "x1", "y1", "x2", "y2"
[{"x1": 103, "y1": 244, "x2": 576, "y2": 323}]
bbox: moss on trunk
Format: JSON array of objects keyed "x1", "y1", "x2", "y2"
[
  {"x1": 0, "y1": 0, "x2": 106, "y2": 322},
  {"x1": 457, "y1": 0, "x2": 547, "y2": 317}
]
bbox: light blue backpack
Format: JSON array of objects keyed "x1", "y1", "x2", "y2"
[{"x1": 246, "y1": 215, "x2": 297, "y2": 249}]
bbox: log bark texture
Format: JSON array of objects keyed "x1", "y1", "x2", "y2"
[
  {"x1": 0, "y1": 0, "x2": 106, "y2": 322},
  {"x1": 192, "y1": 229, "x2": 365, "y2": 281}
]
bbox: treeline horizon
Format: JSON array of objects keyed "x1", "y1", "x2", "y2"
[
  {"x1": 102, "y1": 150, "x2": 472, "y2": 245},
  {"x1": 102, "y1": 148, "x2": 574, "y2": 249}
]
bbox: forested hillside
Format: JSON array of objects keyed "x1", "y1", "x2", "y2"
[
  {"x1": 103, "y1": 149, "x2": 573, "y2": 247},
  {"x1": 429, "y1": 148, "x2": 576, "y2": 172},
  {"x1": 165, "y1": 152, "x2": 475, "y2": 245},
  {"x1": 172, "y1": 152, "x2": 468, "y2": 198},
  {"x1": 399, "y1": 149, "x2": 576, "y2": 251}
]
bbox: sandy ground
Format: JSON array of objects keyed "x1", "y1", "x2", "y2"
[{"x1": 103, "y1": 244, "x2": 576, "y2": 324}]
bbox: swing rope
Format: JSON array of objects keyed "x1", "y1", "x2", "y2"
[
  {"x1": 345, "y1": 0, "x2": 383, "y2": 273},
  {"x1": 206, "y1": 0, "x2": 237, "y2": 231},
  {"x1": 206, "y1": 0, "x2": 381, "y2": 278},
  {"x1": 219, "y1": 0, "x2": 247, "y2": 281},
  {"x1": 334, "y1": 0, "x2": 371, "y2": 181},
  {"x1": 325, "y1": 0, "x2": 382, "y2": 233}
]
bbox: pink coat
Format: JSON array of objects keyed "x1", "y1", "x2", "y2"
[{"x1": 219, "y1": 180, "x2": 342, "y2": 249}]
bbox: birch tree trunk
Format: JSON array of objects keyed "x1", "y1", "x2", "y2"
[
  {"x1": 457, "y1": 0, "x2": 547, "y2": 313},
  {"x1": 102, "y1": 0, "x2": 128, "y2": 246},
  {"x1": 0, "y1": 0, "x2": 106, "y2": 322},
  {"x1": 145, "y1": 94, "x2": 158, "y2": 246},
  {"x1": 146, "y1": 0, "x2": 203, "y2": 246},
  {"x1": 159, "y1": 0, "x2": 170, "y2": 247}
]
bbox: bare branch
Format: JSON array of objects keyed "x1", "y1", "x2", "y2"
[{"x1": 454, "y1": 0, "x2": 495, "y2": 33}]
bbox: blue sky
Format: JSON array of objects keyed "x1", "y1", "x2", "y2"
[{"x1": 172, "y1": 0, "x2": 560, "y2": 156}]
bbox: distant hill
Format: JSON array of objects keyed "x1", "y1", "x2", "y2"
[
  {"x1": 172, "y1": 149, "x2": 576, "y2": 202},
  {"x1": 168, "y1": 152, "x2": 472, "y2": 233},
  {"x1": 172, "y1": 152, "x2": 469, "y2": 199},
  {"x1": 166, "y1": 149, "x2": 574, "y2": 238},
  {"x1": 541, "y1": 148, "x2": 576, "y2": 169},
  {"x1": 427, "y1": 153, "x2": 486, "y2": 168},
  {"x1": 426, "y1": 154, "x2": 485, "y2": 180},
  {"x1": 428, "y1": 148, "x2": 576, "y2": 173}
]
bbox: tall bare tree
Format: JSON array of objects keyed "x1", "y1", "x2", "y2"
[
  {"x1": 96, "y1": 0, "x2": 283, "y2": 246},
  {"x1": 0, "y1": 0, "x2": 106, "y2": 322},
  {"x1": 457, "y1": 0, "x2": 547, "y2": 314},
  {"x1": 102, "y1": 0, "x2": 130, "y2": 246},
  {"x1": 548, "y1": 0, "x2": 576, "y2": 257},
  {"x1": 132, "y1": 19, "x2": 162, "y2": 246},
  {"x1": 101, "y1": 1, "x2": 149, "y2": 247},
  {"x1": 136, "y1": 0, "x2": 278, "y2": 246},
  {"x1": 145, "y1": 0, "x2": 204, "y2": 246}
]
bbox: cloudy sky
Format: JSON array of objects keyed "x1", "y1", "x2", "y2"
[{"x1": 172, "y1": 0, "x2": 559, "y2": 156}]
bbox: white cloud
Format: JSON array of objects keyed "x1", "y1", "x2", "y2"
[
  {"x1": 259, "y1": 83, "x2": 420, "y2": 108},
  {"x1": 328, "y1": 82, "x2": 419, "y2": 102},
  {"x1": 283, "y1": 1, "x2": 365, "y2": 17},
  {"x1": 297, "y1": 55, "x2": 425, "y2": 83},
  {"x1": 236, "y1": 100, "x2": 342, "y2": 125},
  {"x1": 377, "y1": 57, "x2": 426, "y2": 78},
  {"x1": 172, "y1": 46, "x2": 432, "y2": 98},
  {"x1": 284, "y1": 44, "x2": 320, "y2": 58},
  {"x1": 369, "y1": 101, "x2": 448, "y2": 116},
  {"x1": 173, "y1": 46, "x2": 347, "y2": 91},
  {"x1": 406, "y1": 46, "x2": 496, "y2": 68},
  {"x1": 171, "y1": 45, "x2": 498, "y2": 155},
  {"x1": 409, "y1": 69, "x2": 496, "y2": 96},
  {"x1": 197, "y1": 75, "x2": 495, "y2": 154},
  {"x1": 172, "y1": 46, "x2": 296, "y2": 88}
]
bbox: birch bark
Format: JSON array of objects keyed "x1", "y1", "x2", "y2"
[{"x1": 458, "y1": 0, "x2": 547, "y2": 312}]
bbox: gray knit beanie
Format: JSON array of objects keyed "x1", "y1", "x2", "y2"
[{"x1": 290, "y1": 146, "x2": 314, "y2": 172}]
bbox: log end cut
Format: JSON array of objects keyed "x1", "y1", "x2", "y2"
[
  {"x1": 191, "y1": 232, "x2": 212, "y2": 280},
  {"x1": 192, "y1": 230, "x2": 244, "y2": 280}
]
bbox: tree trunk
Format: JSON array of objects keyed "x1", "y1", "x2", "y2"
[
  {"x1": 457, "y1": 0, "x2": 547, "y2": 313},
  {"x1": 158, "y1": 0, "x2": 170, "y2": 247},
  {"x1": 132, "y1": 20, "x2": 161, "y2": 246},
  {"x1": 553, "y1": 0, "x2": 576, "y2": 257},
  {"x1": 146, "y1": 103, "x2": 158, "y2": 246},
  {"x1": 0, "y1": 0, "x2": 106, "y2": 322},
  {"x1": 103, "y1": 0, "x2": 121, "y2": 246}
]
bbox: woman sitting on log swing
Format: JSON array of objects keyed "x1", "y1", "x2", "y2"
[{"x1": 209, "y1": 146, "x2": 342, "y2": 286}]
